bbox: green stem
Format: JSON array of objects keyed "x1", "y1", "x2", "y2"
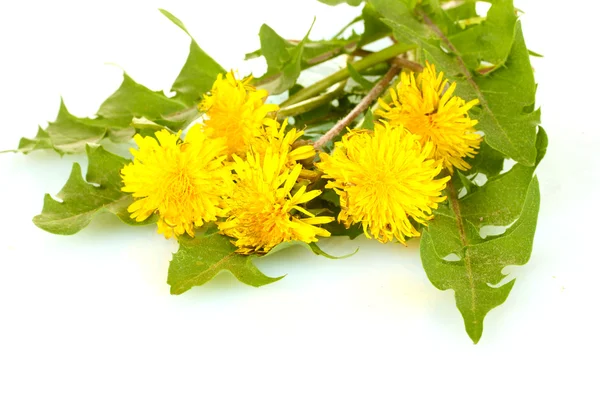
[
  {"x1": 281, "y1": 42, "x2": 417, "y2": 108},
  {"x1": 277, "y1": 81, "x2": 346, "y2": 119}
]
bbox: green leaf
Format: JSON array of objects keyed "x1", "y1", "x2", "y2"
[
  {"x1": 420, "y1": 127, "x2": 546, "y2": 342},
  {"x1": 168, "y1": 231, "x2": 285, "y2": 295},
  {"x1": 168, "y1": 233, "x2": 358, "y2": 294},
  {"x1": 466, "y1": 23, "x2": 540, "y2": 166},
  {"x1": 33, "y1": 145, "x2": 154, "y2": 235},
  {"x1": 469, "y1": 140, "x2": 506, "y2": 179},
  {"x1": 159, "y1": 9, "x2": 225, "y2": 105},
  {"x1": 347, "y1": 63, "x2": 375, "y2": 90},
  {"x1": 18, "y1": 73, "x2": 191, "y2": 154},
  {"x1": 259, "y1": 24, "x2": 294, "y2": 73},
  {"x1": 256, "y1": 21, "x2": 314, "y2": 94},
  {"x1": 421, "y1": 176, "x2": 541, "y2": 343},
  {"x1": 17, "y1": 127, "x2": 60, "y2": 154},
  {"x1": 448, "y1": 0, "x2": 517, "y2": 70},
  {"x1": 17, "y1": 100, "x2": 109, "y2": 154},
  {"x1": 378, "y1": 0, "x2": 539, "y2": 166},
  {"x1": 360, "y1": 3, "x2": 392, "y2": 45},
  {"x1": 97, "y1": 73, "x2": 187, "y2": 128},
  {"x1": 318, "y1": 0, "x2": 364, "y2": 6}
]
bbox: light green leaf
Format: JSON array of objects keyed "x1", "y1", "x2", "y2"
[
  {"x1": 17, "y1": 127, "x2": 60, "y2": 154},
  {"x1": 318, "y1": 0, "x2": 364, "y2": 6},
  {"x1": 18, "y1": 100, "x2": 110, "y2": 154},
  {"x1": 448, "y1": 0, "x2": 517, "y2": 69},
  {"x1": 256, "y1": 20, "x2": 314, "y2": 94},
  {"x1": 421, "y1": 176, "x2": 541, "y2": 343},
  {"x1": 347, "y1": 63, "x2": 375, "y2": 90},
  {"x1": 159, "y1": 9, "x2": 225, "y2": 105},
  {"x1": 97, "y1": 73, "x2": 187, "y2": 127},
  {"x1": 33, "y1": 145, "x2": 154, "y2": 235},
  {"x1": 360, "y1": 3, "x2": 392, "y2": 45}
]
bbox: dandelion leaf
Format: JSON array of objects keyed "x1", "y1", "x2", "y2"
[
  {"x1": 168, "y1": 231, "x2": 285, "y2": 294},
  {"x1": 421, "y1": 129, "x2": 546, "y2": 343},
  {"x1": 33, "y1": 145, "x2": 153, "y2": 235},
  {"x1": 159, "y1": 9, "x2": 225, "y2": 105}
]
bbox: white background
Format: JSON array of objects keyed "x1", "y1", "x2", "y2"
[{"x1": 1, "y1": 1, "x2": 599, "y2": 399}]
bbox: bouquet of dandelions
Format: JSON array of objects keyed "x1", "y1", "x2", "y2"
[{"x1": 7, "y1": 0, "x2": 545, "y2": 343}]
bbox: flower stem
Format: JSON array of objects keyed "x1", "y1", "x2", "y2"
[
  {"x1": 313, "y1": 62, "x2": 403, "y2": 150},
  {"x1": 277, "y1": 80, "x2": 346, "y2": 119},
  {"x1": 281, "y1": 42, "x2": 417, "y2": 108}
]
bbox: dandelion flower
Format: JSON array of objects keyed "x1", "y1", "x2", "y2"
[
  {"x1": 316, "y1": 123, "x2": 449, "y2": 244},
  {"x1": 121, "y1": 125, "x2": 231, "y2": 239},
  {"x1": 199, "y1": 71, "x2": 278, "y2": 157},
  {"x1": 218, "y1": 148, "x2": 333, "y2": 254},
  {"x1": 253, "y1": 118, "x2": 316, "y2": 168},
  {"x1": 377, "y1": 62, "x2": 482, "y2": 172}
]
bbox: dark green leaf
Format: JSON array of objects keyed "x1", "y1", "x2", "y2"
[
  {"x1": 33, "y1": 145, "x2": 154, "y2": 235},
  {"x1": 421, "y1": 177, "x2": 541, "y2": 343},
  {"x1": 469, "y1": 140, "x2": 506, "y2": 179}
]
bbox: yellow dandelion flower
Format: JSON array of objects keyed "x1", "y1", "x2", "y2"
[
  {"x1": 121, "y1": 125, "x2": 231, "y2": 239},
  {"x1": 252, "y1": 118, "x2": 316, "y2": 170},
  {"x1": 218, "y1": 148, "x2": 333, "y2": 254},
  {"x1": 376, "y1": 62, "x2": 482, "y2": 172},
  {"x1": 316, "y1": 123, "x2": 450, "y2": 244},
  {"x1": 199, "y1": 71, "x2": 278, "y2": 157}
]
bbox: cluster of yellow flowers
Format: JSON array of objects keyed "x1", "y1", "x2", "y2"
[
  {"x1": 121, "y1": 71, "x2": 331, "y2": 253},
  {"x1": 121, "y1": 63, "x2": 481, "y2": 252},
  {"x1": 318, "y1": 62, "x2": 482, "y2": 244}
]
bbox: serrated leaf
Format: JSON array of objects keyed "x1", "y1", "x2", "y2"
[
  {"x1": 17, "y1": 127, "x2": 60, "y2": 154},
  {"x1": 17, "y1": 100, "x2": 110, "y2": 154},
  {"x1": 420, "y1": 125, "x2": 546, "y2": 342},
  {"x1": 18, "y1": 73, "x2": 190, "y2": 154},
  {"x1": 421, "y1": 177, "x2": 541, "y2": 343},
  {"x1": 167, "y1": 232, "x2": 283, "y2": 294},
  {"x1": 159, "y1": 9, "x2": 225, "y2": 105},
  {"x1": 33, "y1": 145, "x2": 154, "y2": 235},
  {"x1": 97, "y1": 73, "x2": 187, "y2": 127},
  {"x1": 459, "y1": 127, "x2": 547, "y2": 227},
  {"x1": 469, "y1": 140, "x2": 506, "y2": 179},
  {"x1": 168, "y1": 233, "x2": 359, "y2": 295}
]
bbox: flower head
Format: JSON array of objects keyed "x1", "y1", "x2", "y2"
[
  {"x1": 253, "y1": 118, "x2": 316, "y2": 169},
  {"x1": 218, "y1": 147, "x2": 333, "y2": 254},
  {"x1": 199, "y1": 71, "x2": 278, "y2": 157},
  {"x1": 316, "y1": 123, "x2": 449, "y2": 244},
  {"x1": 376, "y1": 62, "x2": 482, "y2": 172},
  {"x1": 121, "y1": 125, "x2": 231, "y2": 239}
]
